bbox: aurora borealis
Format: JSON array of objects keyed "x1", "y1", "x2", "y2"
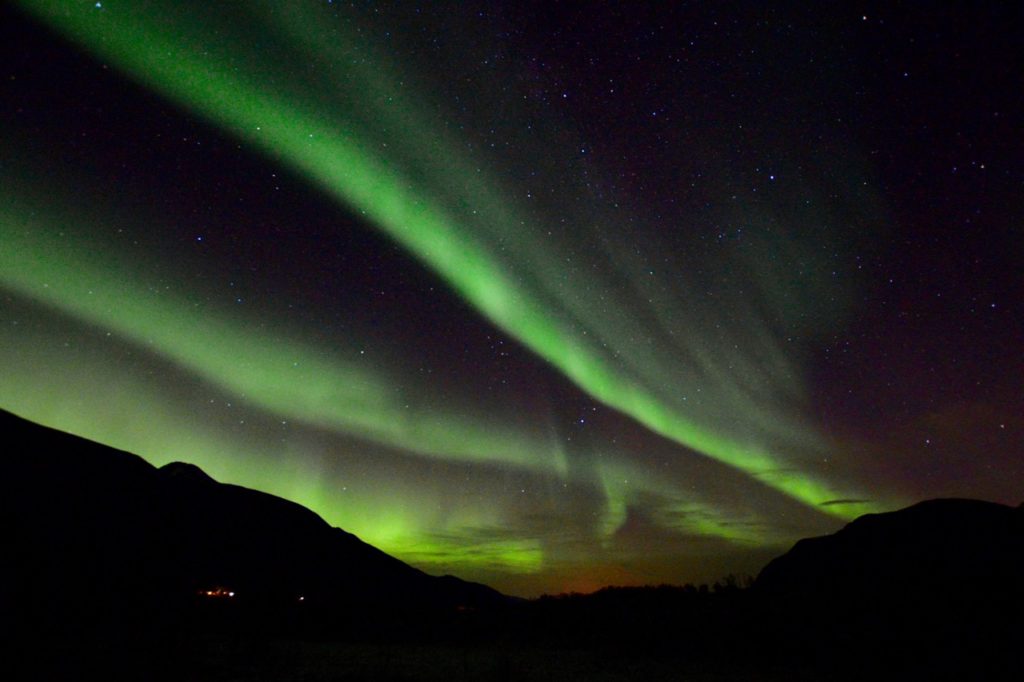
[{"x1": 2, "y1": 2, "x2": 1020, "y2": 596}]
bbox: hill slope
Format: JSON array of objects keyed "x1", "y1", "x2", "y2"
[
  {"x1": 756, "y1": 497, "x2": 1024, "y2": 596},
  {"x1": 1, "y1": 409, "x2": 506, "y2": 632}
]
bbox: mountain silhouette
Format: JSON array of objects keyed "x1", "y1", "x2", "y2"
[
  {"x1": 2, "y1": 408, "x2": 507, "y2": 640},
  {"x1": 6, "y1": 408, "x2": 1023, "y2": 680},
  {"x1": 756, "y1": 497, "x2": 1024, "y2": 597},
  {"x1": 753, "y1": 498, "x2": 1024, "y2": 679}
]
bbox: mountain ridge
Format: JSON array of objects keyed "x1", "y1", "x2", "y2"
[
  {"x1": 5, "y1": 408, "x2": 1022, "y2": 680},
  {"x1": 756, "y1": 496, "x2": 1024, "y2": 597},
  {"x1": 2, "y1": 408, "x2": 508, "y2": 632}
]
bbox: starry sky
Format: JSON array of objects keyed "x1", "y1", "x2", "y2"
[{"x1": 2, "y1": 1, "x2": 1021, "y2": 597}]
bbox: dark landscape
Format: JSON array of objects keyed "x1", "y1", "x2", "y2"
[{"x1": 4, "y1": 409, "x2": 1022, "y2": 680}]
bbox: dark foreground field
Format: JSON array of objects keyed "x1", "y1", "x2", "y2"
[
  {"x1": 3, "y1": 632, "x2": 920, "y2": 682},
  {"x1": 9, "y1": 581, "x2": 1023, "y2": 682},
  {"x1": 131, "y1": 636, "x2": 790, "y2": 682}
]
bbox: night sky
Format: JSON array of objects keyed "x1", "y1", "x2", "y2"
[{"x1": 2, "y1": 1, "x2": 1020, "y2": 597}]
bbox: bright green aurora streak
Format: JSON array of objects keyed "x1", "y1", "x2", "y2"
[{"x1": 9, "y1": 0, "x2": 877, "y2": 520}]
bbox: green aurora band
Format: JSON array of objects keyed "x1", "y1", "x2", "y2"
[
  {"x1": 7, "y1": 0, "x2": 878, "y2": 520},
  {"x1": 2, "y1": 173, "x2": 814, "y2": 571},
  {"x1": 2, "y1": 177, "x2": 799, "y2": 571}
]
